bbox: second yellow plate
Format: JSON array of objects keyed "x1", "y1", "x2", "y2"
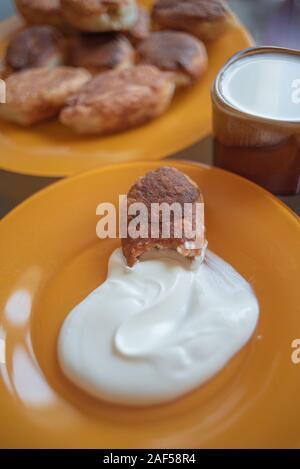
[{"x1": 0, "y1": 2, "x2": 252, "y2": 177}]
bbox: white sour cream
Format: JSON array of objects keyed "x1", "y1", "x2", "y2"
[{"x1": 58, "y1": 248, "x2": 259, "y2": 406}]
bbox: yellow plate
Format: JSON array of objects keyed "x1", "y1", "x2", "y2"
[
  {"x1": 0, "y1": 3, "x2": 252, "y2": 177},
  {"x1": 0, "y1": 161, "x2": 300, "y2": 449}
]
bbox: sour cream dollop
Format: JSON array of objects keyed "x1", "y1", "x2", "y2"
[{"x1": 58, "y1": 248, "x2": 259, "y2": 406}]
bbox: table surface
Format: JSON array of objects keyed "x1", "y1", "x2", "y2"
[{"x1": 0, "y1": 0, "x2": 299, "y2": 217}]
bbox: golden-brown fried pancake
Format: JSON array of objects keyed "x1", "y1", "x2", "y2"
[
  {"x1": 122, "y1": 166, "x2": 206, "y2": 267},
  {"x1": 60, "y1": 64, "x2": 175, "y2": 134},
  {"x1": 0, "y1": 66, "x2": 91, "y2": 126},
  {"x1": 125, "y1": 5, "x2": 151, "y2": 45},
  {"x1": 137, "y1": 31, "x2": 207, "y2": 86},
  {"x1": 15, "y1": 0, "x2": 66, "y2": 29},
  {"x1": 152, "y1": 0, "x2": 234, "y2": 42},
  {"x1": 68, "y1": 33, "x2": 134, "y2": 74},
  {"x1": 61, "y1": 0, "x2": 138, "y2": 32},
  {"x1": 5, "y1": 26, "x2": 66, "y2": 72}
]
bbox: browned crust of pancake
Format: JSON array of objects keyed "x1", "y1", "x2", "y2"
[
  {"x1": 61, "y1": 0, "x2": 137, "y2": 32},
  {"x1": 15, "y1": 0, "x2": 61, "y2": 14},
  {"x1": 5, "y1": 26, "x2": 65, "y2": 71},
  {"x1": 60, "y1": 64, "x2": 175, "y2": 134},
  {"x1": 68, "y1": 33, "x2": 134, "y2": 73},
  {"x1": 14, "y1": 0, "x2": 66, "y2": 28},
  {"x1": 153, "y1": 0, "x2": 230, "y2": 22},
  {"x1": 122, "y1": 167, "x2": 205, "y2": 267},
  {"x1": 5, "y1": 67, "x2": 88, "y2": 101},
  {"x1": 125, "y1": 5, "x2": 151, "y2": 44},
  {"x1": 152, "y1": 0, "x2": 233, "y2": 41},
  {"x1": 137, "y1": 31, "x2": 207, "y2": 83},
  {"x1": 61, "y1": 0, "x2": 131, "y2": 15},
  {"x1": 0, "y1": 66, "x2": 91, "y2": 125}
]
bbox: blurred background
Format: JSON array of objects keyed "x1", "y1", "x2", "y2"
[
  {"x1": 1, "y1": 0, "x2": 300, "y2": 215},
  {"x1": 2, "y1": 0, "x2": 300, "y2": 47}
]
